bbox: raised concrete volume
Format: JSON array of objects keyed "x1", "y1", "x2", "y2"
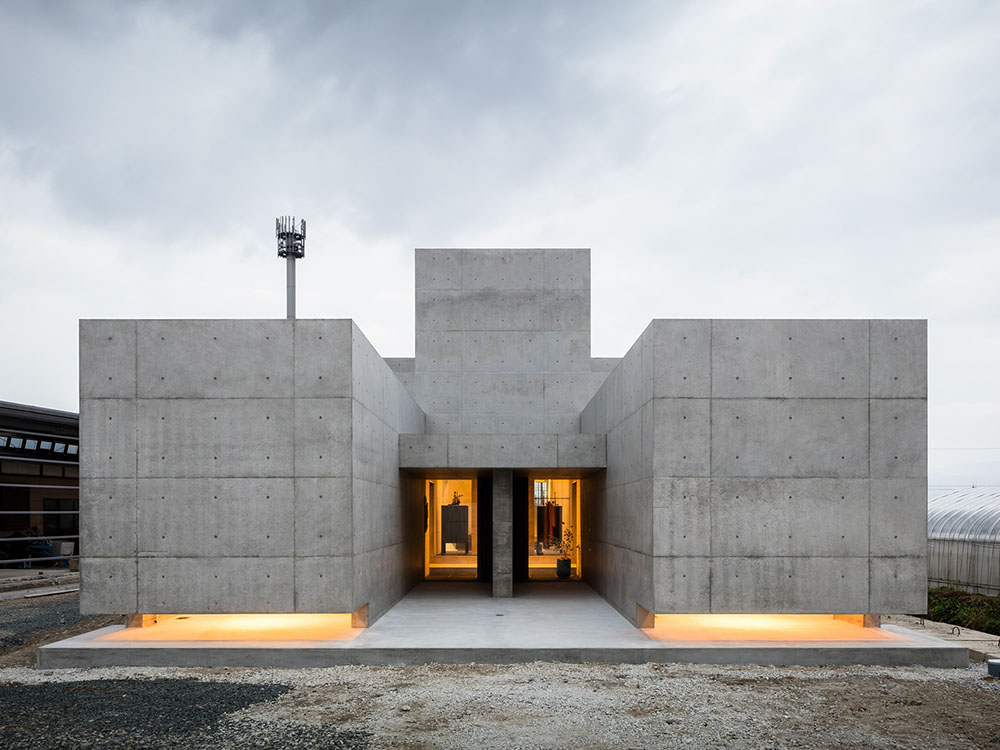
[{"x1": 79, "y1": 249, "x2": 927, "y2": 629}]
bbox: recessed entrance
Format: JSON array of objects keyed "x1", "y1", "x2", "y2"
[
  {"x1": 424, "y1": 478, "x2": 483, "y2": 580},
  {"x1": 521, "y1": 477, "x2": 581, "y2": 580}
]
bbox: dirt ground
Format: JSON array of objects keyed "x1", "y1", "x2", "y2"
[{"x1": 3, "y1": 593, "x2": 1000, "y2": 748}]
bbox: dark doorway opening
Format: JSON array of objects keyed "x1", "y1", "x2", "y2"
[{"x1": 476, "y1": 475, "x2": 493, "y2": 583}]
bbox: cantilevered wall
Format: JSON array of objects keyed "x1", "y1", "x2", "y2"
[
  {"x1": 581, "y1": 319, "x2": 927, "y2": 623},
  {"x1": 79, "y1": 319, "x2": 424, "y2": 622}
]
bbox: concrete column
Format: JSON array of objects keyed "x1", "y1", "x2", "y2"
[{"x1": 492, "y1": 469, "x2": 513, "y2": 598}]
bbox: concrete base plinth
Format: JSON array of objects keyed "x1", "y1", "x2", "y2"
[{"x1": 38, "y1": 582, "x2": 968, "y2": 669}]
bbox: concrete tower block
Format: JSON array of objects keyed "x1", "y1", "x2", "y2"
[
  {"x1": 410, "y1": 248, "x2": 594, "y2": 434},
  {"x1": 463, "y1": 250, "x2": 545, "y2": 290}
]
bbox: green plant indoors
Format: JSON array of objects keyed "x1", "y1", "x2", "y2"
[
  {"x1": 926, "y1": 587, "x2": 1000, "y2": 636},
  {"x1": 559, "y1": 527, "x2": 575, "y2": 561}
]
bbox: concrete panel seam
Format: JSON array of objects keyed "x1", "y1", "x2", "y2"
[
  {"x1": 868, "y1": 320, "x2": 872, "y2": 486},
  {"x1": 133, "y1": 318, "x2": 139, "y2": 612},
  {"x1": 292, "y1": 322, "x2": 297, "y2": 611},
  {"x1": 708, "y1": 321, "x2": 714, "y2": 580}
]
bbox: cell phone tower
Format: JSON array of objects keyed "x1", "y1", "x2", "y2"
[{"x1": 276, "y1": 216, "x2": 306, "y2": 319}]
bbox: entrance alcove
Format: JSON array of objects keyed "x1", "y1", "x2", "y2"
[
  {"x1": 424, "y1": 477, "x2": 478, "y2": 580},
  {"x1": 524, "y1": 477, "x2": 581, "y2": 580}
]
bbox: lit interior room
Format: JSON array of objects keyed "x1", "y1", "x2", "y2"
[
  {"x1": 528, "y1": 478, "x2": 580, "y2": 580},
  {"x1": 424, "y1": 478, "x2": 478, "y2": 580}
]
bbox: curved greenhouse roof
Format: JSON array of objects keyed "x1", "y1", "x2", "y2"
[{"x1": 928, "y1": 487, "x2": 1000, "y2": 543}]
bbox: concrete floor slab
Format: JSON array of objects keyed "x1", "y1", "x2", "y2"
[{"x1": 38, "y1": 582, "x2": 968, "y2": 668}]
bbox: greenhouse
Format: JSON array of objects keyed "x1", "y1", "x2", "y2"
[{"x1": 928, "y1": 487, "x2": 1000, "y2": 596}]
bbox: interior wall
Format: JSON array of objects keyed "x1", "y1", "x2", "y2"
[
  {"x1": 526, "y1": 478, "x2": 581, "y2": 573},
  {"x1": 349, "y1": 324, "x2": 425, "y2": 623},
  {"x1": 425, "y1": 477, "x2": 477, "y2": 566},
  {"x1": 580, "y1": 329, "x2": 655, "y2": 624}
]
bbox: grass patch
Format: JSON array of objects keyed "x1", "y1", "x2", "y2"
[{"x1": 926, "y1": 587, "x2": 1000, "y2": 636}]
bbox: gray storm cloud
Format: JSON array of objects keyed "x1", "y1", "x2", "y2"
[{"x1": 0, "y1": 0, "x2": 998, "y2": 482}]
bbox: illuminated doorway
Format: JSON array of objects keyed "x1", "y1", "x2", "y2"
[
  {"x1": 527, "y1": 478, "x2": 581, "y2": 580},
  {"x1": 424, "y1": 478, "x2": 478, "y2": 580}
]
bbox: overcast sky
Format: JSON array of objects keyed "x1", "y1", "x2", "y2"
[{"x1": 1, "y1": 1, "x2": 997, "y2": 485}]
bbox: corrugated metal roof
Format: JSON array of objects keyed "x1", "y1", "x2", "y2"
[{"x1": 928, "y1": 487, "x2": 1000, "y2": 543}]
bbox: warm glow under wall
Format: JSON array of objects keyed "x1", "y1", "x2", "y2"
[
  {"x1": 649, "y1": 614, "x2": 904, "y2": 642},
  {"x1": 97, "y1": 614, "x2": 360, "y2": 642}
]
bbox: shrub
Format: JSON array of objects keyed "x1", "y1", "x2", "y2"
[{"x1": 926, "y1": 587, "x2": 1000, "y2": 636}]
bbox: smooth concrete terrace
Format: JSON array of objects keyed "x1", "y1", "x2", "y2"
[{"x1": 39, "y1": 582, "x2": 966, "y2": 668}]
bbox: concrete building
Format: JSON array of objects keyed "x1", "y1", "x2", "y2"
[
  {"x1": 78, "y1": 249, "x2": 927, "y2": 627},
  {"x1": 1, "y1": 401, "x2": 80, "y2": 568}
]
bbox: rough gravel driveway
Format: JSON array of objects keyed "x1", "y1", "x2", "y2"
[{"x1": 3, "y1": 592, "x2": 999, "y2": 748}]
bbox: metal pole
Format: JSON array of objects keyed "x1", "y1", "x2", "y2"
[{"x1": 286, "y1": 256, "x2": 296, "y2": 319}]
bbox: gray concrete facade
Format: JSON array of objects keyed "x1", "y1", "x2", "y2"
[
  {"x1": 79, "y1": 249, "x2": 927, "y2": 627},
  {"x1": 580, "y1": 318, "x2": 927, "y2": 623},
  {"x1": 401, "y1": 249, "x2": 607, "y2": 435},
  {"x1": 79, "y1": 320, "x2": 423, "y2": 623}
]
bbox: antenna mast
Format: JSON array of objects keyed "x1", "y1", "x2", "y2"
[{"x1": 276, "y1": 216, "x2": 306, "y2": 319}]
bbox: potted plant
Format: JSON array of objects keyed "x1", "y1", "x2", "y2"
[{"x1": 556, "y1": 526, "x2": 575, "y2": 579}]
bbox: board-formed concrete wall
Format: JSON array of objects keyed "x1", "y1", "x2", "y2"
[
  {"x1": 403, "y1": 249, "x2": 607, "y2": 435},
  {"x1": 581, "y1": 319, "x2": 927, "y2": 621},
  {"x1": 79, "y1": 319, "x2": 424, "y2": 620}
]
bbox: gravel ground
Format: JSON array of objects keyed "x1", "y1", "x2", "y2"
[
  {"x1": 0, "y1": 678, "x2": 369, "y2": 749},
  {"x1": 4, "y1": 594, "x2": 1000, "y2": 748},
  {"x1": 1, "y1": 662, "x2": 998, "y2": 749},
  {"x1": 0, "y1": 571, "x2": 78, "y2": 594},
  {"x1": 0, "y1": 592, "x2": 113, "y2": 656}
]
